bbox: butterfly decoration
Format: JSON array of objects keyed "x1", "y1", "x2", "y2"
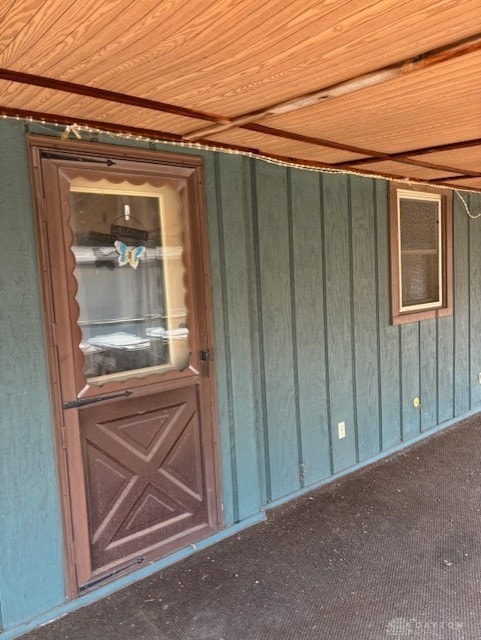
[{"x1": 114, "y1": 240, "x2": 145, "y2": 269}]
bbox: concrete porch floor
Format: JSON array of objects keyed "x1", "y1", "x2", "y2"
[{"x1": 22, "y1": 416, "x2": 481, "y2": 640}]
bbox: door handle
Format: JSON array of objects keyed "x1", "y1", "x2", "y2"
[
  {"x1": 200, "y1": 349, "x2": 210, "y2": 377},
  {"x1": 63, "y1": 390, "x2": 132, "y2": 410}
]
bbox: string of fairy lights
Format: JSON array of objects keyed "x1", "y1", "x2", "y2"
[{"x1": 2, "y1": 113, "x2": 480, "y2": 217}]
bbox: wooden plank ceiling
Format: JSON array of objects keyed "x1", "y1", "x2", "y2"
[{"x1": 1, "y1": 0, "x2": 480, "y2": 190}]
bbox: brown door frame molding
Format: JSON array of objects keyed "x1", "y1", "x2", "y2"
[{"x1": 28, "y1": 134, "x2": 222, "y2": 597}]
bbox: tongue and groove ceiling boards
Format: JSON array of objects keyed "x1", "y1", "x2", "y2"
[{"x1": 0, "y1": 0, "x2": 480, "y2": 189}]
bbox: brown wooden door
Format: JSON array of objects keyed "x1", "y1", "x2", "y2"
[{"x1": 30, "y1": 138, "x2": 220, "y2": 593}]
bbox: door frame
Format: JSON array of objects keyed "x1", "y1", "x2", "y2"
[{"x1": 28, "y1": 135, "x2": 222, "y2": 597}]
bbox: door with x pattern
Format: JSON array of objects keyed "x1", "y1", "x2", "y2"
[{"x1": 31, "y1": 138, "x2": 220, "y2": 592}]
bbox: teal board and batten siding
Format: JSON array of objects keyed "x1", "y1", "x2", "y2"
[
  {"x1": 1, "y1": 119, "x2": 481, "y2": 635},
  {"x1": 0, "y1": 121, "x2": 65, "y2": 631},
  {"x1": 232, "y1": 162, "x2": 481, "y2": 501},
  {"x1": 204, "y1": 156, "x2": 481, "y2": 505}
]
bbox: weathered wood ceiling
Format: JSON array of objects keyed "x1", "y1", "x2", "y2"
[{"x1": 1, "y1": 0, "x2": 480, "y2": 189}]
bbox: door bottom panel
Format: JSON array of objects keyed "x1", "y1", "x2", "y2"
[{"x1": 81, "y1": 384, "x2": 213, "y2": 577}]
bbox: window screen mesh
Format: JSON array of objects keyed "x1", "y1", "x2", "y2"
[{"x1": 399, "y1": 197, "x2": 440, "y2": 307}]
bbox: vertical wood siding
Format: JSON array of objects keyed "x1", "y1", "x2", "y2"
[
  {"x1": 199, "y1": 151, "x2": 481, "y2": 508},
  {"x1": 2, "y1": 121, "x2": 481, "y2": 632},
  {"x1": 376, "y1": 181, "x2": 402, "y2": 450},
  {"x1": 290, "y1": 170, "x2": 330, "y2": 486},
  {"x1": 351, "y1": 176, "x2": 381, "y2": 461},
  {"x1": 469, "y1": 192, "x2": 481, "y2": 408},
  {"x1": 454, "y1": 201, "x2": 471, "y2": 416}
]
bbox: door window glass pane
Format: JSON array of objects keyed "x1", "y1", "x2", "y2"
[{"x1": 69, "y1": 178, "x2": 189, "y2": 384}]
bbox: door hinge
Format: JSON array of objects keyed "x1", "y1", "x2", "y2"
[
  {"x1": 51, "y1": 321, "x2": 58, "y2": 346},
  {"x1": 59, "y1": 424, "x2": 67, "y2": 450}
]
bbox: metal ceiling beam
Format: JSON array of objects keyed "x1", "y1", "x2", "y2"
[
  {"x1": 337, "y1": 155, "x2": 481, "y2": 178},
  {"x1": 242, "y1": 123, "x2": 481, "y2": 178},
  {"x1": 429, "y1": 174, "x2": 476, "y2": 183},
  {"x1": 243, "y1": 123, "x2": 387, "y2": 159},
  {"x1": 338, "y1": 138, "x2": 481, "y2": 167},
  {"x1": 0, "y1": 68, "x2": 227, "y2": 124},
  {"x1": 0, "y1": 106, "x2": 182, "y2": 142}
]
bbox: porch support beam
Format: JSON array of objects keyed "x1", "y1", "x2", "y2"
[
  {"x1": 0, "y1": 106, "x2": 182, "y2": 142},
  {"x1": 242, "y1": 123, "x2": 481, "y2": 179},
  {"x1": 0, "y1": 68, "x2": 227, "y2": 124},
  {"x1": 340, "y1": 138, "x2": 481, "y2": 167}
]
